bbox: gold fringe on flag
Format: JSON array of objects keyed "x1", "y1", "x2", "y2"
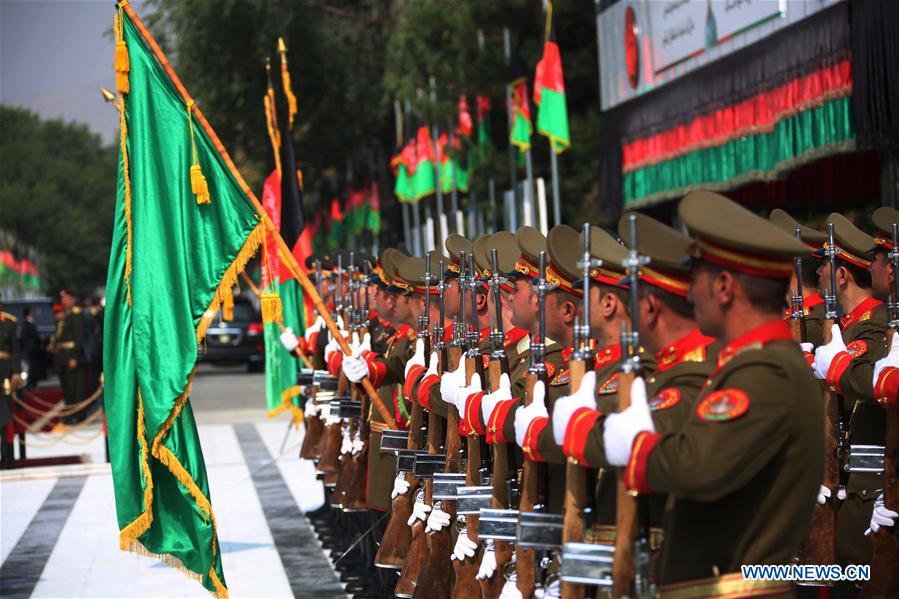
[
  {"x1": 260, "y1": 292, "x2": 283, "y2": 323},
  {"x1": 221, "y1": 285, "x2": 234, "y2": 321},
  {"x1": 186, "y1": 100, "x2": 211, "y2": 205},
  {"x1": 114, "y1": 5, "x2": 130, "y2": 94}
]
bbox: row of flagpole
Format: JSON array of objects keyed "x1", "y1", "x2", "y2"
[{"x1": 395, "y1": 2, "x2": 567, "y2": 253}]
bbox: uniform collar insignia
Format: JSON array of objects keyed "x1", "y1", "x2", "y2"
[
  {"x1": 594, "y1": 344, "x2": 622, "y2": 368},
  {"x1": 655, "y1": 329, "x2": 714, "y2": 373},
  {"x1": 840, "y1": 296, "x2": 882, "y2": 330},
  {"x1": 716, "y1": 320, "x2": 793, "y2": 370}
]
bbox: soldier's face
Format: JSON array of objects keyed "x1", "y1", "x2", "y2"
[
  {"x1": 508, "y1": 279, "x2": 536, "y2": 331},
  {"x1": 443, "y1": 279, "x2": 461, "y2": 318},
  {"x1": 320, "y1": 279, "x2": 334, "y2": 303},
  {"x1": 870, "y1": 251, "x2": 894, "y2": 301},
  {"x1": 689, "y1": 265, "x2": 724, "y2": 338}
]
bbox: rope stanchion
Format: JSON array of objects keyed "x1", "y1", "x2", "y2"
[{"x1": 16, "y1": 384, "x2": 104, "y2": 417}]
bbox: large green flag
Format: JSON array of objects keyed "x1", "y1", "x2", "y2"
[
  {"x1": 411, "y1": 126, "x2": 436, "y2": 200},
  {"x1": 534, "y1": 2, "x2": 570, "y2": 153},
  {"x1": 106, "y1": 5, "x2": 264, "y2": 596}
]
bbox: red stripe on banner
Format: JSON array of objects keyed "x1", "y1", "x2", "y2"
[
  {"x1": 622, "y1": 60, "x2": 852, "y2": 172},
  {"x1": 534, "y1": 41, "x2": 564, "y2": 104}
]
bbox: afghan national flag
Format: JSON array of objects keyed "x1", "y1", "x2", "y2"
[
  {"x1": 534, "y1": 4, "x2": 570, "y2": 154},
  {"x1": 106, "y1": 5, "x2": 266, "y2": 595},
  {"x1": 392, "y1": 146, "x2": 414, "y2": 203},
  {"x1": 367, "y1": 181, "x2": 381, "y2": 233},
  {"x1": 457, "y1": 94, "x2": 473, "y2": 138},
  {"x1": 326, "y1": 197, "x2": 344, "y2": 250},
  {"x1": 412, "y1": 126, "x2": 436, "y2": 201},
  {"x1": 509, "y1": 76, "x2": 532, "y2": 154},
  {"x1": 476, "y1": 95, "x2": 493, "y2": 164},
  {"x1": 438, "y1": 133, "x2": 470, "y2": 193}
]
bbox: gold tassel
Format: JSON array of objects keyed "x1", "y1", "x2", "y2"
[
  {"x1": 221, "y1": 286, "x2": 234, "y2": 321},
  {"x1": 114, "y1": 11, "x2": 130, "y2": 94},
  {"x1": 190, "y1": 163, "x2": 210, "y2": 204},
  {"x1": 260, "y1": 292, "x2": 283, "y2": 324}
]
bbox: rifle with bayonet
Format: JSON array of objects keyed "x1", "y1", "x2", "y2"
[
  {"x1": 300, "y1": 261, "x2": 328, "y2": 460},
  {"x1": 826, "y1": 224, "x2": 848, "y2": 547},
  {"x1": 453, "y1": 251, "x2": 485, "y2": 598},
  {"x1": 611, "y1": 215, "x2": 653, "y2": 598},
  {"x1": 415, "y1": 258, "x2": 461, "y2": 599},
  {"x1": 516, "y1": 250, "x2": 555, "y2": 597},
  {"x1": 317, "y1": 254, "x2": 348, "y2": 482},
  {"x1": 396, "y1": 255, "x2": 441, "y2": 598},
  {"x1": 560, "y1": 224, "x2": 595, "y2": 599},
  {"x1": 795, "y1": 226, "x2": 840, "y2": 569},
  {"x1": 333, "y1": 254, "x2": 362, "y2": 509},
  {"x1": 345, "y1": 256, "x2": 373, "y2": 511},
  {"x1": 862, "y1": 222, "x2": 899, "y2": 598}
]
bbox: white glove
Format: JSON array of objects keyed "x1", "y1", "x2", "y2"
[
  {"x1": 873, "y1": 333, "x2": 899, "y2": 386},
  {"x1": 837, "y1": 488, "x2": 847, "y2": 501},
  {"x1": 439, "y1": 361, "x2": 467, "y2": 407},
  {"x1": 351, "y1": 434, "x2": 364, "y2": 454},
  {"x1": 515, "y1": 381, "x2": 548, "y2": 447},
  {"x1": 391, "y1": 473, "x2": 411, "y2": 499},
  {"x1": 425, "y1": 506, "x2": 451, "y2": 533},
  {"x1": 499, "y1": 579, "x2": 524, "y2": 599},
  {"x1": 279, "y1": 327, "x2": 299, "y2": 352},
  {"x1": 408, "y1": 498, "x2": 432, "y2": 526},
  {"x1": 456, "y1": 374, "x2": 483, "y2": 414},
  {"x1": 813, "y1": 324, "x2": 847, "y2": 380},
  {"x1": 476, "y1": 542, "x2": 497, "y2": 580},
  {"x1": 340, "y1": 430, "x2": 353, "y2": 455},
  {"x1": 324, "y1": 330, "x2": 348, "y2": 364},
  {"x1": 535, "y1": 579, "x2": 560, "y2": 599},
  {"x1": 304, "y1": 315, "x2": 325, "y2": 341},
  {"x1": 305, "y1": 401, "x2": 319, "y2": 418},
  {"x1": 799, "y1": 342, "x2": 814, "y2": 354},
  {"x1": 452, "y1": 533, "x2": 478, "y2": 561},
  {"x1": 342, "y1": 354, "x2": 369, "y2": 383},
  {"x1": 405, "y1": 338, "x2": 425, "y2": 377},
  {"x1": 865, "y1": 493, "x2": 898, "y2": 535},
  {"x1": 336, "y1": 315, "x2": 346, "y2": 332},
  {"x1": 603, "y1": 377, "x2": 655, "y2": 467},
  {"x1": 551, "y1": 371, "x2": 597, "y2": 445},
  {"x1": 482, "y1": 373, "x2": 513, "y2": 423},
  {"x1": 816, "y1": 485, "x2": 832, "y2": 506}
]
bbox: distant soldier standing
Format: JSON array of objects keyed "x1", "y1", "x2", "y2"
[
  {"x1": 54, "y1": 289, "x2": 86, "y2": 424},
  {"x1": 1, "y1": 293, "x2": 22, "y2": 466}
]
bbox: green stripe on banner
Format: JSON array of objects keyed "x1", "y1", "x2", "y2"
[
  {"x1": 536, "y1": 88, "x2": 569, "y2": 153},
  {"x1": 623, "y1": 96, "x2": 855, "y2": 207}
]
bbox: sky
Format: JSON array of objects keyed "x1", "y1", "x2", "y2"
[{"x1": 1, "y1": 0, "x2": 148, "y2": 145}]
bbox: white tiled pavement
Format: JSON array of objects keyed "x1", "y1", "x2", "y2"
[{"x1": 0, "y1": 419, "x2": 335, "y2": 598}]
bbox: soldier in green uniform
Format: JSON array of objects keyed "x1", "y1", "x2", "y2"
[
  {"x1": 870, "y1": 207, "x2": 899, "y2": 303},
  {"x1": 54, "y1": 289, "x2": 86, "y2": 424},
  {"x1": 811, "y1": 214, "x2": 889, "y2": 571},
  {"x1": 553, "y1": 213, "x2": 716, "y2": 551},
  {"x1": 769, "y1": 208, "x2": 828, "y2": 347},
  {"x1": 1, "y1": 293, "x2": 22, "y2": 466},
  {"x1": 602, "y1": 191, "x2": 823, "y2": 594}
]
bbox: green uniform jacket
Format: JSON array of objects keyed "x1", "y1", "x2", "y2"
[
  {"x1": 53, "y1": 306, "x2": 85, "y2": 371},
  {"x1": 627, "y1": 321, "x2": 823, "y2": 585},
  {"x1": 0, "y1": 312, "x2": 21, "y2": 428}
]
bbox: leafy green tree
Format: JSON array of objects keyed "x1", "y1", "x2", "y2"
[{"x1": 0, "y1": 106, "x2": 117, "y2": 295}]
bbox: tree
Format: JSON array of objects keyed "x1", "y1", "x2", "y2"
[{"x1": 0, "y1": 106, "x2": 117, "y2": 295}]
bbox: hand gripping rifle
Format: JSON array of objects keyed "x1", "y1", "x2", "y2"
[
  {"x1": 611, "y1": 215, "x2": 653, "y2": 599},
  {"x1": 395, "y1": 255, "x2": 440, "y2": 598},
  {"x1": 413, "y1": 259, "x2": 459, "y2": 599},
  {"x1": 560, "y1": 224, "x2": 597, "y2": 599},
  {"x1": 516, "y1": 250, "x2": 556, "y2": 598},
  {"x1": 862, "y1": 223, "x2": 899, "y2": 598}
]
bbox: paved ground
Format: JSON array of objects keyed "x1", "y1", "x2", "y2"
[{"x1": 0, "y1": 364, "x2": 346, "y2": 598}]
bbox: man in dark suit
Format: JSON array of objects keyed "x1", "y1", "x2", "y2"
[{"x1": 21, "y1": 308, "x2": 44, "y2": 388}]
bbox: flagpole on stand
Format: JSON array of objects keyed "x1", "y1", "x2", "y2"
[
  {"x1": 503, "y1": 28, "x2": 519, "y2": 215},
  {"x1": 550, "y1": 147, "x2": 561, "y2": 226},
  {"x1": 448, "y1": 124, "x2": 464, "y2": 236},
  {"x1": 429, "y1": 76, "x2": 448, "y2": 241},
  {"x1": 405, "y1": 99, "x2": 423, "y2": 255}
]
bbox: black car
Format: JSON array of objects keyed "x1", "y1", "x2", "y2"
[
  {"x1": 3, "y1": 297, "x2": 57, "y2": 381},
  {"x1": 199, "y1": 295, "x2": 265, "y2": 372}
]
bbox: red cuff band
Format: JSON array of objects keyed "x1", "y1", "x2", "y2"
[
  {"x1": 825, "y1": 351, "x2": 852, "y2": 395},
  {"x1": 522, "y1": 417, "x2": 548, "y2": 462},
  {"x1": 403, "y1": 364, "x2": 427, "y2": 401},
  {"x1": 875, "y1": 367, "x2": 898, "y2": 407},
  {"x1": 465, "y1": 391, "x2": 487, "y2": 436},
  {"x1": 625, "y1": 431, "x2": 661, "y2": 494},
  {"x1": 563, "y1": 407, "x2": 602, "y2": 467},
  {"x1": 803, "y1": 351, "x2": 814, "y2": 368},
  {"x1": 364, "y1": 353, "x2": 387, "y2": 388},
  {"x1": 486, "y1": 399, "x2": 518, "y2": 444},
  {"x1": 417, "y1": 374, "x2": 440, "y2": 411},
  {"x1": 327, "y1": 351, "x2": 342, "y2": 377}
]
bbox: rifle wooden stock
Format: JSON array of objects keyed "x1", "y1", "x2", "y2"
[
  {"x1": 797, "y1": 318, "x2": 839, "y2": 567},
  {"x1": 344, "y1": 383, "x2": 370, "y2": 511},
  {"x1": 317, "y1": 422, "x2": 342, "y2": 473},
  {"x1": 300, "y1": 394, "x2": 324, "y2": 459},
  {"x1": 860, "y1": 328, "x2": 899, "y2": 598},
  {"x1": 415, "y1": 349, "x2": 463, "y2": 599},
  {"x1": 397, "y1": 401, "x2": 445, "y2": 595},
  {"x1": 375, "y1": 401, "x2": 425, "y2": 568},
  {"x1": 561, "y1": 359, "x2": 588, "y2": 599},
  {"x1": 454, "y1": 355, "x2": 484, "y2": 598},
  {"x1": 612, "y1": 370, "x2": 638, "y2": 598},
  {"x1": 482, "y1": 359, "x2": 510, "y2": 599},
  {"x1": 332, "y1": 420, "x2": 357, "y2": 507},
  {"x1": 516, "y1": 371, "x2": 540, "y2": 598}
]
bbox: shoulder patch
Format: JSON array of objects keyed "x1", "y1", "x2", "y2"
[
  {"x1": 516, "y1": 335, "x2": 530, "y2": 356},
  {"x1": 550, "y1": 367, "x2": 570, "y2": 386},
  {"x1": 696, "y1": 389, "x2": 749, "y2": 422},
  {"x1": 846, "y1": 340, "x2": 868, "y2": 359},
  {"x1": 859, "y1": 310, "x2": 872, "y2": 322},
  {"x1": 649, "y1": 388, "x2": 681, "y2": 411},
  {"x1": 597, "y1": 372, "x2": 620, "y2": 395}
]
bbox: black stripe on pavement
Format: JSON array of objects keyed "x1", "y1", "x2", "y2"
[
  {"x1": 233, "y1": 423, "x2": 345, "y2": 599},
  {"x1": 0, "y1": 476, "x2": 87, "y2": 598}
]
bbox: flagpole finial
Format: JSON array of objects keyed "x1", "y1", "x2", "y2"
[{"x1": 277, "y1": 37, "x2": 287, "y2": 55}]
